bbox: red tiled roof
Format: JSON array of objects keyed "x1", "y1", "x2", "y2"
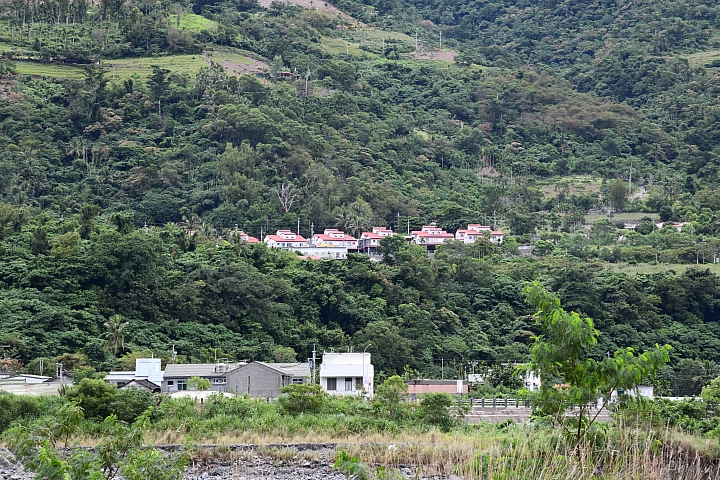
[
  {"x1": 361, "y1": 232, "x2": 383, "y2": 239},
  {"x1": 265, "y1": 235, "x2": 307, "y2": 243},
  {"x1": 490, "y1": 231, "x2": 503, "y2": 235},
  {"x1": 412, "y1": 231, "x2": 454, "y2": 238}
]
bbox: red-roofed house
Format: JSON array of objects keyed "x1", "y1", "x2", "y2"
[
  {"x1": 455, "y1": 224, "x2": 502, "y2": 244},
  {"x1": 411, "y1": 225, "x2": 454, "y2": 251},
  {"x1": 358, "y1": 227, "x2": 395, "y2": 253},
  {"x1": 311, "y1": 229, "x2": 358, "y2": 250},
  {"x1": 232, "y1": 230, "x2": 259, "y2": 243},
  {"x1": 264, "y1": 230, "x2": 309, "y2": 249}
]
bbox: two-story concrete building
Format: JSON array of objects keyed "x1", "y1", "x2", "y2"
[
  {"x1": 455, "y1": 224, "x2": 503, "y2": 245},
  {"x1": 358, "y1": 227, "x2": 395, "y2": 253},
  {"x1": 226, "y1": 361, "x2": 310, "y2": 398},
  {"x1": 263, "y1": 230, "x2": 309, "y2": 249},
  {"x1": 319, "y1": 352, "x2": 374, "y2": 398},
  {"x1": 411, "y1": 225, "x2": 454, "y2": 251},
  {"x1": 104, "y1": 358, "x2": 164, "y2": 388},
  {"x1": 311, "y1": 229, "x2": 358, "y2": 250}
]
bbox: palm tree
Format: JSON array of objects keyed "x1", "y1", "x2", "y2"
[{"x1": 101, "y1": 314, "x2": 129, "y2": 360}]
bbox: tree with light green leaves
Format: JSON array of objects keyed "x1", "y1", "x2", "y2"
[
  {"x1": 101, "y1": 315, "x2": 129, "y2": 360},
  {"x1": 522, "y1": 281, "x2": 670, "y2": 452}
]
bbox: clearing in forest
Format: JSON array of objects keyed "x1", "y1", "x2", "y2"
[
  {"x1": 256, "y1": 0, "x2": 354, "y2": 21},
  {"x1": 685, "y1": 49, "x2": 720, "y2": 68}
]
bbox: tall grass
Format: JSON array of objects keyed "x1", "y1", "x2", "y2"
[{"x1": 339, "y1": 422, "x2": 720, "y2": 479}]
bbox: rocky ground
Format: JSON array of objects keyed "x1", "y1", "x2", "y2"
[{"x1": 0, "y1": 446, "x2": 464, "y2": 479}]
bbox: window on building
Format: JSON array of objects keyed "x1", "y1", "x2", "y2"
[
  {"x1": 177, "y1": 380, "x2": 187, "y2": 391},
  {"x1": 292, "y1": 378, "x2": 304, "y2": 385},
  {"x1": 345, "y1": 377, "x2": 353, "y2": 391},
  {"x1": 212, "y1": 378, "x2": 225, "y2": 384},
  {"x1": 327, "y1": 378, "x2": 337, "y2": 390},
  {"x1": 167, "y1": 381, "x2": 174, "y2": 386}
]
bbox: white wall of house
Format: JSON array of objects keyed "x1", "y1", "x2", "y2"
[{"x1": 320, "y1": 353, "x2": 374, "y2": 397}]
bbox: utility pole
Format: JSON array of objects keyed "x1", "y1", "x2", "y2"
[
  {"x1": 382, "y1": 38, "x2": 385, "y2": 56},
  {"x1": 297, "y1": 217, "x2": 300, "y2": 236},
  {"x1": 629, "y1": 161, "x2": 633, "y2": 195},
  {"x1": 407, "y1": 219, "x2": 410, "y2": 235},
  {"x1": 415, "y1": 31, "x2": 418, "y2": 56},
  {"x1": 40, "y1": 358, "x2": 44, "y2": 376},
  {"x1": 305, "y1": 66, "x2": 310, "y2": 97},
  {"x1": 312, "y1": 344, "x2": 316, "y2": 385},
  {"x1": 441, "y1": 358, "x2": 444, "y2": 379},
  {"x1": 346, "y1": 40, "x2": 348, "y2": 56},
  {"x1": 439, "y1": 30, "x2": 442, "y2": 49}
]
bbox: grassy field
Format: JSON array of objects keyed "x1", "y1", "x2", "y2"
[
  {"x1": 603, "y1": 261, "x2": 720, "y2": 275},
  {"x1": 685, "y1": 49, "x2": 720, "y2": 68},
  {"x1": 320, "y1": 36, "x2": 376, "y2": 58},
  {"x1": 11, "y1": 50, "x2": 259, "y2": 80},
  {"x1": 585, "y1": 212, "x2": 648, "y2": 224},
  {"x1": 13, "y1": 60, "x2": 85, "y2": 78},
  {"x1": 104, "y1": 54, "x2": 208, "y2": 79},
  {"x1": 538, "y1": 175, "x2": 603, "y2": 199},
  {"x1": 169, "y1": 13, "x2": 218, "y2": 32}
]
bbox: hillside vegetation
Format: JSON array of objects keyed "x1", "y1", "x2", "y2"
[{"x1": 2, "y1": 0, "x2": 720, "y2": 402}]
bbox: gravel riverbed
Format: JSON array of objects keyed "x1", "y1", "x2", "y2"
[{"x1": 0, "y1": 446, "x2": 464, "y2": 480}]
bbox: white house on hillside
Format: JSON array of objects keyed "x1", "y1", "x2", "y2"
[
  {"x1": 320, "y1": 352, "x2": 374, "y2": 398},
  {"x1": 264, "y1": 230, "x2": 309, "y2": 249},
  {"x1": 455, "y1": 224, "x2": 503, "y2": 245},
  {"x1": 358, "y1": 227, "x2": 395, "y2": 253},
  {"x1": 411, "y1": 225, "x2": 454, "y2": 251},
  {"x1": 311, "y1": 229, "x2": 358, "y2": 250}
]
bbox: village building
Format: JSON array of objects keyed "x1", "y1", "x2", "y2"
[
  {"x1": 232, "y1": 230, "x2": 259, "y2": 243},
  {"x1": 263, "y1": 230, "x2": 309, "y2": 249},
  {"x1": 358, "y1": 227, "x2": 395, "y2": 253},
  {"x1": 226, "y1": 362, "x2": 310, "y2": 398},
  {"x1": 319, "y1": 352, "x2": 374, "y2": 398},
  {"x1": 455, "y1": 224, "x2": 503, "y2": 245},
  {"x1": 161, "y1": 361, "x2": 244, "y2": 393},
  {"x1": 411, "y1": 225, "x2": 455, "y2": 251},
  {"x1": 311, "y1": 229, "x2": 358, "y2": 250},
  {"x1": 104, "y1": 358, "x2": 164, "y2": 388},
  {"x1": 406, "y1": 379, "x2": 469, "y2": 398}
]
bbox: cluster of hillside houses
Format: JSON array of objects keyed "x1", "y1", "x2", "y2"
[{"x1": 235, "y1": 224, "x2": 503, "y2": 260}]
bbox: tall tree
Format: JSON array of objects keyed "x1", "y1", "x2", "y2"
[{"x1": 101, "y1": 314, "x2": 129, "y2": 360}]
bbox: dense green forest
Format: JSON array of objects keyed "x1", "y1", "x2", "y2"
[{"x1": 2, "y1": 0, "x2": 720, "y2": 397}]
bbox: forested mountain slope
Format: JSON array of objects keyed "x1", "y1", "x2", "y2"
[{"x1": 0, "y1": 0, "x2": 720, "y2": 394}]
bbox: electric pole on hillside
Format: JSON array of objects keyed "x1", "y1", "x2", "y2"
[
  {"x1": 629, "y1": 161, "x2": 633, "y2": 195},
  {"x1": 305, "y1": 66, "x2": 310, "y2": 97}
]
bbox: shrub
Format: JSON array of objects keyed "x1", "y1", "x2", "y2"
[
  {"x1": 418, "y1": 392, "x2": 455, "y2": 432},
  {"x1": 278, "y1": 384, "x2": 327, "y2": 415},
  {"x1": 187, "y1": 376, "x2": 211, "y2": 391},
  {"x1": 65, "y1": 378, "x2": 117, "y2": 419},
  {"x1": 374, "y1": 375, "x2": 410, "y2": 421},
  {"x1": 0, "y1": 393, "x2": 43, "y2": 432},
  {"x1": 109, "y1": 388, "x2": 157, "y2": 423}
]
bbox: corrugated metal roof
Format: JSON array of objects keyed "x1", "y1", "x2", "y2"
[
  {"x1": 163, "y1": 363, "x2": 244, "y2": 378},
  {"x1": 256, "y1": 362, "x2": 310, "y2": 377}
]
